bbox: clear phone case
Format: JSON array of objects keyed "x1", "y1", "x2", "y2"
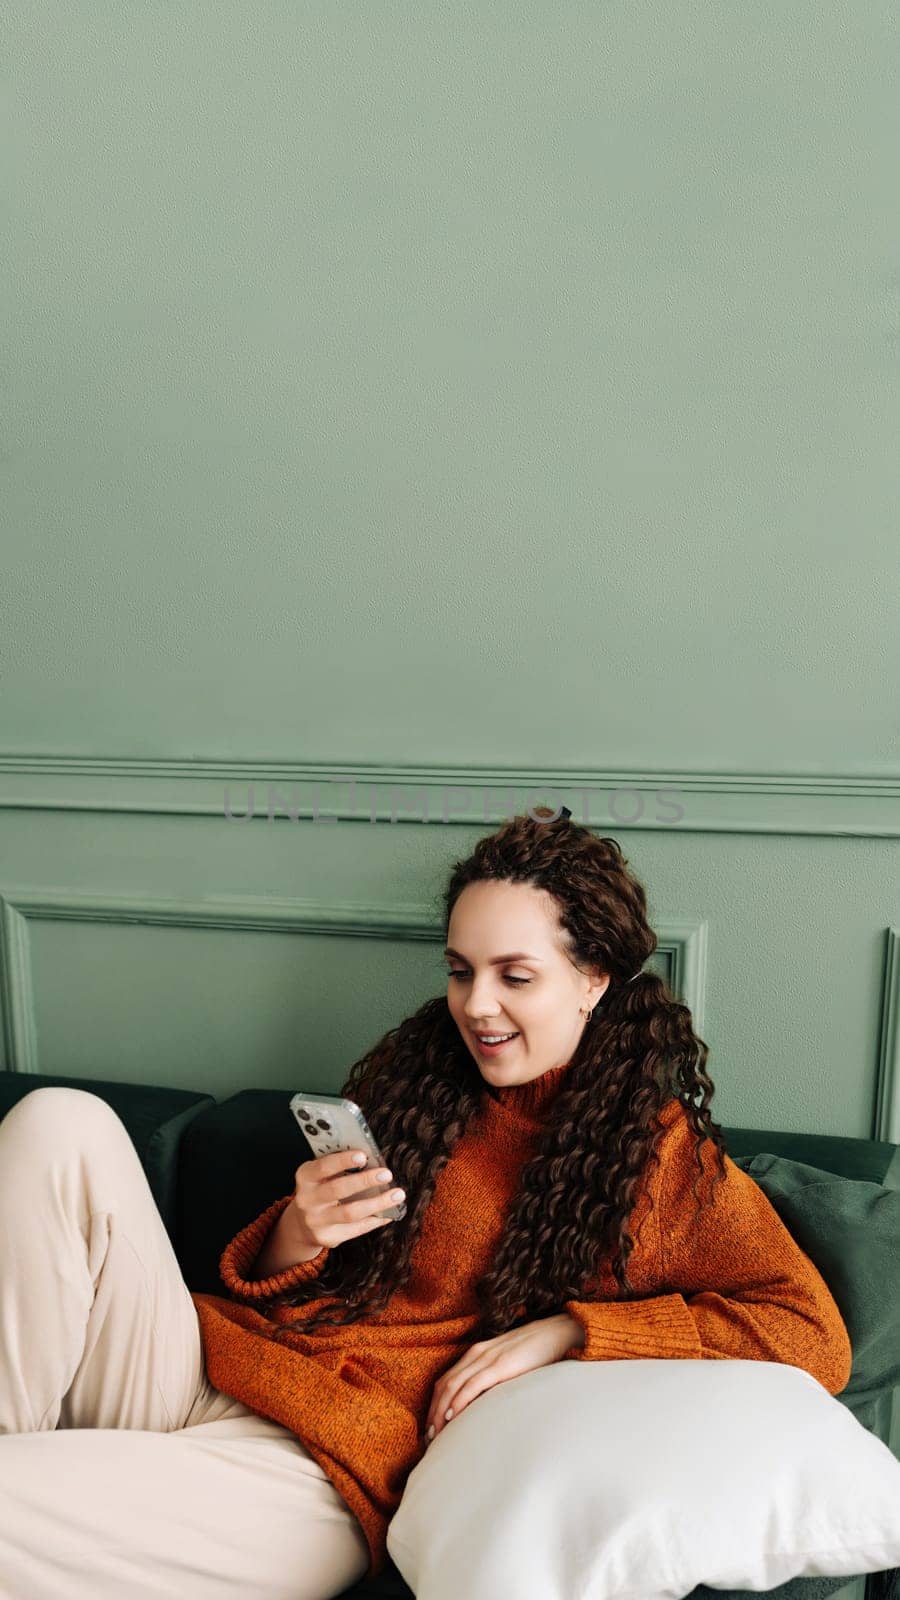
[{"x1": 289, "y1": 1092, "x2": 407, "y2": 1221}]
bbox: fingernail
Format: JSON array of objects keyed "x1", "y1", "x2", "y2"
[
  {"x1": 426, "y1": 1425, "x2": 435, "y2": 1442},
  {"x1": 445, "y1": 1408, "x2": 453, "y2": 1421}
]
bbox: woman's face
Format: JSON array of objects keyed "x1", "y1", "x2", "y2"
[{"x1": 445, "y1": 880, "x2": 609, "y2": 1087}]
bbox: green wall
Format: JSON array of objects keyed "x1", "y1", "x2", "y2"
[{"x1": 2, "y1": 5, "x2": 898, "y2": 1145}]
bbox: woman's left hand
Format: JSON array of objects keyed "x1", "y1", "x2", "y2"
[{"x1": 423, "y1": 1312, "x2": 584, "y2": 1444}]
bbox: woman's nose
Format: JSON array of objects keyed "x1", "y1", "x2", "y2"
[{"x1": 464, "y1": 988, "x2": 501, "y2": 1017}]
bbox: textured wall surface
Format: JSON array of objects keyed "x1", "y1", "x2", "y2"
[
  {"x1": 1, "y1": 4, "x2": 897, "y2": 1156},
  {"x1": 3, "y1": 1, "x2": 897, "y2": 770}
]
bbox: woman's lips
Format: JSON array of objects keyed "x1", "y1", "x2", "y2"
[{"x1": 474, "y1": 1032, "x2": 520, "y2": 1056}]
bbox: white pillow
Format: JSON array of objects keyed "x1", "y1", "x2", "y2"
[{"x1": 387, "y1": 1359, "x2": 900, "y2": 1600}]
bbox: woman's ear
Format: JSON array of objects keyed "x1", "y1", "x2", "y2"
[{"x1": 589, "y1": 974, "x2": 611, "y2": 1009}]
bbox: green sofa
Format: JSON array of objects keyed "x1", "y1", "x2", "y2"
[{"x1": 1, "y1": 1070, "x2": 898, "y2": 1600}]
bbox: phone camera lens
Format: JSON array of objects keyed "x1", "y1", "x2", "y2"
[{"x1": 316, "y1": 1119, "x2": 330, "y2": 1131}]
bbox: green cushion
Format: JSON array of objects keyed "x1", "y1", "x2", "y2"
[
  {"x1": 691, "y1": 1571, "x2": 888, "y2": 1600},
  {"x1": 731, "y1": 1151, "x2": 900, "y2": 1410},
  {"x1": 0, "y1": 1072, "x2": 214, "y2": 1238}
]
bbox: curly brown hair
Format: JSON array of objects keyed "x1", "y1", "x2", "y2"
[{"x1": 265, "y1": 806, "x2": 728, "y2": 1338}]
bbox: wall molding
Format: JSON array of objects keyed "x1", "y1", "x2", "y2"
[
  {"x1": 0, "y1": 887, "x2": 705, "y2": 1075},
  {"x1": 0, "y1": 755, "x2": 898, "y2": 836},
  {"x1": 875, "y1": 929, "x2": 900, "y2": 1144}
]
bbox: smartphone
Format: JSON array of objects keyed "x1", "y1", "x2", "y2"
[{"x1": 289, "y1": 1092, "x2": 407, "y2": 1222}]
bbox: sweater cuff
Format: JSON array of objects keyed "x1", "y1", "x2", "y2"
[
  {"x1": 562, "y1": 1293, "x2": 703, "y2": 1362},
  {"x1": 219, "y1": 1193, "x2": 331, "y2": 1301}
]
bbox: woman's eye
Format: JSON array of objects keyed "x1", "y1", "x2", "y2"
[{"x1": 447, "y1": 970, "x2": 529, "y2": 985}]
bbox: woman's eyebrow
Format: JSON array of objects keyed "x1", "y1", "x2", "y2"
[{"x1": 443, "y1": 948, "x2": 544, "y2": 965}]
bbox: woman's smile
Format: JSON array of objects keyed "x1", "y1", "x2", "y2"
[{"x1": 473, "y1": 1031, "x2": 521, "y2": 1056}]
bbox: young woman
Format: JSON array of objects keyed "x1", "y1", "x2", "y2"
[{"x1": 0, "y1": 807, "x2": 852, "y2": 1599}]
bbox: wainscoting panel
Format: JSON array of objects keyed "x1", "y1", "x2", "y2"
[
  {"x1": 0, "y1": 772, "x2": 895, "y2": 1140},
  {"x1": 0, "y1": 887, "x2": 693, "y2": 1102}
]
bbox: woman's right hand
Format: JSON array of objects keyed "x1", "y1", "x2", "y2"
[{"x1": 289, "y1": 1149, "x2": 405, "y2": 1253}]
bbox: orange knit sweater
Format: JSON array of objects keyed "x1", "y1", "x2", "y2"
[{"x1": 192, "y1": 1067, "x2": 853, "y2": 1579}]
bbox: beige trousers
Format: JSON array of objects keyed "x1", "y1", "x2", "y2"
[{"x1": 0, "y1": 1087, "x2": 371, "y2": 1600}]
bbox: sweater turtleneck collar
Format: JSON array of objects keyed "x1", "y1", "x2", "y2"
[{"x1": 480, "y1": 1058, "x2": 574, "y2": 1125}]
